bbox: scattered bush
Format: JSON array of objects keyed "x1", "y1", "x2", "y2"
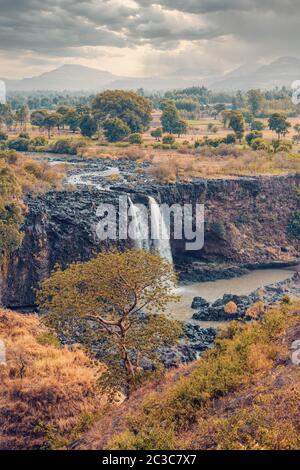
[
  {"x1": 19, "y1": 132, "x2": 30, "y2": 139},
  {"x1": 8, "y1": 138, "x2": 30, "y2": 152},
  {"x1": 50, "y1": 138, "x2": 88, "y2": 155},
  {"x1": 30, "y1": 136, "x2": 48, "y2": 147},
  {"x1": 129, "y1": 133, "x2": 143, "y2": 145},
  {"x1": 162, "y1": 134, "x2": 175, "y2": 145},
  {"x1": 0, "y1": 131, "x2": 8, "y2": 141}
]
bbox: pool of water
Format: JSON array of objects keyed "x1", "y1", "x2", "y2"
[{"x1": 167, "y1": 267, "x2": 296, "y2": 325}]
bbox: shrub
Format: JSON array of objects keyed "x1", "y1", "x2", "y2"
[
  {"x1": 246, "y1": 131, "x2": 263, "y2": 146},
  {"x1": 107, "y1": 304, "x2": 295, "y2": 450},
  {"x1": 8, "y1": 138, "x2": 30, "y2": 152},
  {"x1": 251, "y1": 120, "x2": 265, "y2": 131},
  {"x1": 251, "y1": 138, "x2": 270, "y2": 151},
  {"x1": 162, "y1": 134, "x2": 175, "y2": 145},
  {"x1": 0, "y1": 131, "x2": 8, "y2": 141},
  {"x1": 50, "y1": 138, "x2": 88, "y2": 155},
  {"x1": 129, "y1": 133, "x2": 143, "y2": 144},
  {"x1": 19, "y1": 132, "x2": 30, "y2": 139},
  {"x1": 30, "y1": 136, "x2": 48, "y2": 147},
  {"x1": 223, "y1": 133, "x2": 236, "y2": 144},
  {"x1": 224, "y1": 302, "x2": 238, "y2": 314}
]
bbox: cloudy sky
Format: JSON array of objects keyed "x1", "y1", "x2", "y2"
[{"x1": 0, "y1": 0, "x2": 298, "y2": 78}]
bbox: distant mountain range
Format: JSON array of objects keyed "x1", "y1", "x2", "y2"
[
  {"x1": 3, "y1": 57, "x2": 300, "y2": 92},
  {"x1": 210, "y1": 57, "x2": 300, "y2": 91}
]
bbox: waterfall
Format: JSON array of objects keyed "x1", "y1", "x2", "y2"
[
  {"x1": 128, "y1": 196, "x2": 173, "y2": 265},
  {"x1": 128, "y1": 198, "x2": 150, "y2": 252},
  {"x1": 149, "y1": 197, "x2": 173, "y2": 265}
]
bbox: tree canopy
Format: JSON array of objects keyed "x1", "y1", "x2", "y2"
[
  {"x1": 92, "y1": 90, "x2": 152, "y2": 134},
  {"x1": 37, "y1": 250, "x2": 180, "y2": 397}
]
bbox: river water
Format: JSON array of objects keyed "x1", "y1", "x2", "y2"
[{"x1": 167, "y1": 267, "x2": 296, "y2": 325}]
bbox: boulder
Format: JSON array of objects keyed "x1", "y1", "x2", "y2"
[{"x1": 191, "y1": 296, "x2": 210, "y2": 309}]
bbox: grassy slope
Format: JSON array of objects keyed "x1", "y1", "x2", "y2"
[
  {"x1": 77, "y1": 302, "x2": 300, "y2": 450},
  {"x1": 0, "y1": 310, "x2": 107, "y2": 450}
]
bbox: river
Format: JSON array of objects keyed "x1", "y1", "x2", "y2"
[{"x1": 167, "y1": 267, "x2": 296, "y2": 325}]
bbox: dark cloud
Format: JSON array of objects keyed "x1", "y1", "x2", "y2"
[{"x1": 0, "y1": 0, "x2": 299, "y2": 76}]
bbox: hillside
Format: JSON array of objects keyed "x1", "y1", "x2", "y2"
[
  {"x1": 4, "y1": 56, "x2": 300, "y2": 92},
  {"x1": 4, "y1": 64, "x2": 199, "y2": 92},
  {"x1": 75, "y1": 302, "x2": 300, "y2": 450},
  {"x1": 211, "y1": 57, "x2": 300, "y2": 90},
  {"x1": 0, "y1": 310, "x2": 107, "y2": 450}
]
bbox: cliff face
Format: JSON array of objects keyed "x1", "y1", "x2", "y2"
[{"x1": 1, "y1": 174, "x2": 299, "y2": 308}]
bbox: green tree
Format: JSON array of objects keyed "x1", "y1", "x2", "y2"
[
  {"x1": 92, "y1": 90, "x2": 152, "y2": 133},
  {"x1": 79, "y1": 115, "x2": 98, "y2": 138},
  {"x1": 151, "y1": 128, "x2": 162, "y2": 141},
  {"x1": 63, "y1": 110, "x2": 80, "y2": 133},
  {"x1": 247, "y1": 89, "x2": 264, "y2": 116},
  {"x1": 30, "y1": 110, "x2": 47, "y2": 129},
  {"x1": 37, "y1": 250, "x2": 180, "y2": 398},
  {"x1": 103, "y1": 118, "x2": 130, "y2": 142},
  {"x1": 251, "y1": 120, "x2": 265, "y2": 131},
  {"x1": 161, "y1": 102, "x2": 187, "y2": 135},
  {"x1": 43, "y1": 113, "x2": 61, "y2": 138},
  {"x1": 229, "y1": 111, "x2": 245, "y2": 141},
  {"x1": 212, "y1": 103, "x2": 226, "y2": 119},
  {"x1": 268, "y1": 113, "x2": 291, "y2": 140},
  {"x1": 15, "y1": 105, "x2": 29, "y2": 130}
]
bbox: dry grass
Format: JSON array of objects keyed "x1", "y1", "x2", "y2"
[
  {"x1": 0, "y1": 150, "x2": 64, "y2": 194},
  {"x1": 0, "y1": 310, "x2": 107, "y2": 450},
  {"x1": 148, "y1": 149, "x2": 300, "y2": 183},
  {"x1": 76, "y1": 302, "x2": 300, "y2": 450}
]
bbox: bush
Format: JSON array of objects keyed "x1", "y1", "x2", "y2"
[
  {"x1": 251, "y1": 138, "x2": 270, "y2": 151},
  {"x1": 251, "y1": 120, "x2": 265, "y2": 131},
  {"x1": 246, "y1": 131, "x2": 263, "y2": 146},
  {"x1": 223, "y1": 134, "x2": 236, "y2": 144},
  {"x1": 107, "y1": 304, "x2": 295, "y2": 450},
  {"x1": 8, "y1": 138, "x2": 30, "y2": 152},
  {"x1": 50, "y1": 138, "x2": 88, "y2": 155},
  {"x1": 0, "y1": 131, "x2": 8, "y2": 141},
  {"x1": 162, "y1": 134, "x2": 175, "y2": 145},
  {"x1": 129, "y1": 133, "x2": 143, "y2": 144},
  {"x1": 30, "y1": 136, "x2": 48, "y2": 147},
  {"x1": 19, "y1": 132, "x2": 30, "y2": 139}
]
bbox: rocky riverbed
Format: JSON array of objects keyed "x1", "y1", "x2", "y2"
[{"x1": 192, "y1": 271, "x2": 300, "y2": 322}]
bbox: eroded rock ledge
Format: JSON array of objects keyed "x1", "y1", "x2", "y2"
[{"x1": 1, "y1": 174, "x2": 299, "y2": 308}]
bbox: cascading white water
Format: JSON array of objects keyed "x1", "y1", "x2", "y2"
[
  {"x1": 128, "y1": 197, "x2": 150, "y2": 252},
  {"x1": 149, "y1": 196, "x2": 173, "y2": 265},
  {"x1": 128, "y1": 196, "x2": 173, "y2": 265}
]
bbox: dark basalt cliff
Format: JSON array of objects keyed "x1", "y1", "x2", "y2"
[{"x1": 1, "y1": 174, "x2": 299, "y2": 308}]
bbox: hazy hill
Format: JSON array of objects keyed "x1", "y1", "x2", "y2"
[
  {"x1": 3, "y1": 64, "x2": 199, "y2": 92},
  {"x1": 211, "y1": 57, "x2": 300, "y2": 90},
  {"x1": 3, "y1": 57, "x2": 300, "y2": 92}
]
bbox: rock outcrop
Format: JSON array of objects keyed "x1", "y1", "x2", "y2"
[{"x1": 1, "y1": 174, "x2": 299, "y2": 307}]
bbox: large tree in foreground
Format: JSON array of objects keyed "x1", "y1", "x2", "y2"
[{"x1": 37, "y1": 250, "x2": 180, "y2": 398}]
